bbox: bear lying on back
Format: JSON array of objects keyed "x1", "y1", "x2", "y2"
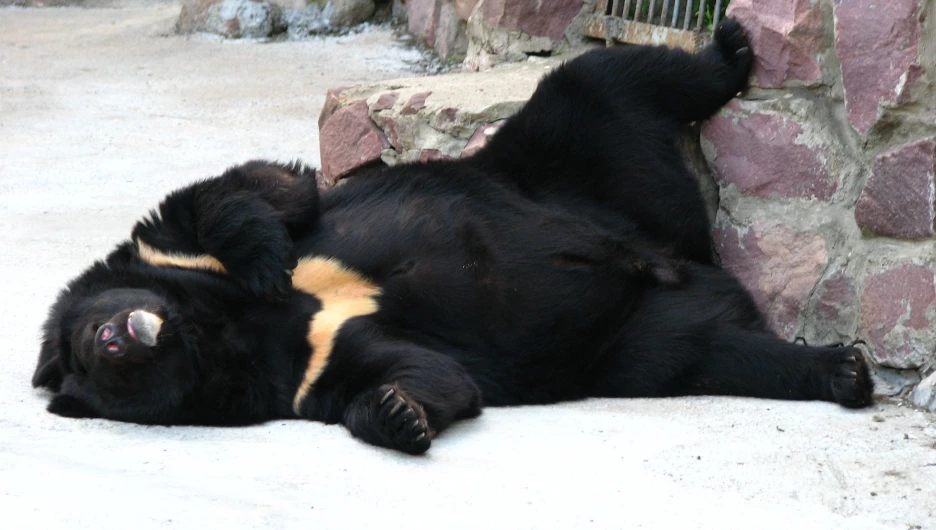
[{"x1": 33, "y1": 19, "x2": 873, "y2": 454}]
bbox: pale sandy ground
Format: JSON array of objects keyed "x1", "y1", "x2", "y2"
[{"x1": 1, "y1": 3, "x2": 935, "y2": 529}]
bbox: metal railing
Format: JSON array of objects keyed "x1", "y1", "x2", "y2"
[{"x1": 586, "y1": 0, "x2": 726, "y2": 51}]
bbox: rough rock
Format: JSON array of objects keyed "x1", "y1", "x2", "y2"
[
  {"x1": 461, "y1": 122, "x2": 500, "y2": 157},
  {"x1": 714, "y1": 219, "x2": 827, "y2": 339},
  {"x1": 401, "y1": 91, "x2": 431, "y2": 115},
  {"x1": 318, "y1": 86, "x2": 355, "y2": 129},
  {"x1": 319, "y1": 100, "x2": 390, "y2": 184},
  {"x1": 178, "y1": 0, "x2": 375, "y2": 37},
  {"x1": 317, "y1": 56, "x2": 560, "y2": 182},
  {"x1": 812, "y1": 272, "x2": 854, "y2": 328},
  {"x1": 370, "y1": 92, "x2": 400, "y2": 112},
  {"x1": 176, "y1": 0, "x2": 281, "y2": 38},
  {"x1": 859, "y1": 262, "x2": 936, "y2": 369},
  {"x1": 804, "y1": 269, "x2": 858, "y2": 345},
  {"x1": 434, "y1": 1, "x2": 468, "y2": 60},
  {"x1": 397, "y1": 0, "x2": 590, "y2": 69},
  {"x1": 909, "y1": 370, "x2": 936, "y2": 411},
  {"x1": 855, "y1": 138, "x2": 936, "y2": 240},
  {"x1": 833, "y1": 0, "x2": 923, "y2": 134},
  {"x1": 176, "y1": 0, "x2": 217, "y2": 33},
  {"x1": 323, "y1": 0, "x2": 376, "y2": 27},
  {"x1": 282, "y1": 4, "x2": 327, "y2": 38},
  {"x1": 871, "y1": 366, "x2": 922, "y2": 398},
  {"x1": 419, "y1": 149, "x2": 450, "y2": 162},
  {"x1": 207, "y1": 0, "x2": 279, "y2": 39},
  {"x1": 724, "y1": 0, "x2": 825, "y2": 88},
  {"x1": 406, "y1": 0, "x2": 438, "y2": 44},
  {"x1": 404, "y1": 0, "x2": 468, "y2": 60},
  {"x1": 476, "y1": 0, "x2": 583, "y2": 41},
  {"x1": 463, "y1": 12, "x2": 554, "y2": 71},
  {"x1": 455, "y1": 0, "x2": 480, "y2": 21},
  {"x1": 462, "y1": 0, "x2": 590, "y2": 71},
  {"x1": 701, "y1": 101, "x2": 838, "y2": 201}
]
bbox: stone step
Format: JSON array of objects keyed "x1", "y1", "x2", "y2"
[{"x1": 317, "y1": 56, "x2": 565, "y2": 186}]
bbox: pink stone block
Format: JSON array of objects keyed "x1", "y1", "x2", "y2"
[
  {"x1": 715, "y1": 220, "x2": 827, "y2": 339},
  {"x1": 462, "y1": 123, "x2": 499, "y2": 157},
  {"x1": 860, "y1": 263, "x2": 936, "y2": 368},
  {"x1": 436, "y1": 107, "x2": 458, "y2": 127},
  {"x1": 407, "y1": 0, "x2": 439, "y2": 45},
  {"x1": 855, "y1": 138, "x2": 936, "y2": 240},
  {"x1": 318, "y1": 86, "x2": 352, "y2": 130},
  {"x1": 419, "y1": 149, "x2": 450, "y2": 162},
  {"x1": 813, "y1": 271, "x2": 856, "y2": 328},
  {"x1": 434, "y1": 1, "x2": 467, "y2": 59},
  {"x1": 702, "y1": 106, "x2": 837, "y2": 200},
  {"x1": 726, "y1": 0, "x2": 824, "y2": 88},
  {"x1": 479, "y1": 0, "x2": 583, "y2": 41},
  {"x1": 833, "y1": 0, "x2": 922, "y2": 133},
  {"x1": 370, "y1": 92, "x2": 400, "y2": 112},
  {"x1": 320, "y1": 100, "x2": 390, "y2": 183},
  {"x1": 455, "y1": 0, "x2": 480, "y2": 21},
  {"x1": 381, "y1": 115, "x2": 403, "y2": 150},
  {"x1": 401, "y1": 91, "x2": 432, "y2": 115}
]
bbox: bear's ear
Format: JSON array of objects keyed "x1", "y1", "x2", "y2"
[
  {"x1": 32, "y1": 328, "x2": 68, "y2": 392},
  {"x1": 32, "y1": 296, "x2": 74, "y2": 392},
  {"x1": 32, "y1": 345, "x2": 64, "y2": 391}
]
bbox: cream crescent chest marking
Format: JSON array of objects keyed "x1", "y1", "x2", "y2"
[
  {"x1": 135, "y1": 239, "x2": 378, "y2": 415},
  {"x1": 290, "y1": 257, "x2": 380, "y2": 414},
  {"x1": 136, "y1": 239, "x2": 227, "y2": 274}
]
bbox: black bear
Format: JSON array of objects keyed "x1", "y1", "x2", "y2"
[{"x1": 33, "y1": 19, "x2": 873, "y2": 455}]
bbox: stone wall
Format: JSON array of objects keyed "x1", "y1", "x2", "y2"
[{"x1": 702, "y1": 0, "x2": 936, "y2": 396}]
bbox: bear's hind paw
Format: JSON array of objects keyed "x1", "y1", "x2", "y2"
[{"x1": 829, "y1": 347, "x2": 874, "y2": 409}]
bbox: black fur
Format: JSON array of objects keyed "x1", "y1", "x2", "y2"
[{"x1": 34, "y1": 20, "x2": 873, "y2": 455}]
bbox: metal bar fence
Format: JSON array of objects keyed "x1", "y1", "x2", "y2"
[{"x1": 607, "y1": 1, "x2": 727, "y2": 31}]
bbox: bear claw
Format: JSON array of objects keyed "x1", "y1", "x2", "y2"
[
  {"x1": 380, "y1": 387, "x2": 394, "y2": 405},
  {"x1": 829, "y1": 347, "x2": 874, "y2": 409},
  {"x1": 376, "y1": 384, "x2": 432, "y2": 455}
]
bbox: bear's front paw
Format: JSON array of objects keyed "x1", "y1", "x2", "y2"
[
  {"x1": 829, "y1": 347, "x2": 874, "y2": 409},
  {"x1": 714, "y1": 18, "x2": 751, "y2": 59},
  {"x1": 376, "y1": 384, "x2": 432, "y2": 455},
  {"x1": 47, "y1": 394, "x2": 98, "y2": 419},
  {"x1": 226, "y1": 244, "x2": 298, "y2": 301},
  {"x1": 240, "y1": 259, "x2": 296, "y2": 301},
  {"x1": 714, "y1": 17, "x2": 754, "y2": 95}
]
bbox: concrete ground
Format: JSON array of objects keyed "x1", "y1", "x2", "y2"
[{"x1": 0, "y1": 3, "x2": 934, "y2": 529}]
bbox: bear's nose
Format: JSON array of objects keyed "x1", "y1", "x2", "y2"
[
  {"x1": 96, "y1": 324, "x2": 114, "y2": 342},
  {"x1": 95, "y1": 324, "x2": 124, "y2": 356}
]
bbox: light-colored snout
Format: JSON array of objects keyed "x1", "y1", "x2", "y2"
[{"x1": 128, "y1": 310, "x2": 163, "y2": 346}]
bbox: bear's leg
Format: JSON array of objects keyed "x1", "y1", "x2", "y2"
[
  {"x1": 470, "y1": 19, "x2": 753, "y2": 264},
  {"x1": 131, "y1": 160, "x2": 319, "y2": 299},
  {"x1": 681, "y1": 328, "x2": 874, "y2": 408},
  {"x1": 477, "y1": 17, "x2": 753, "y2": 172},
  {"x1": 590, "y1": 325, "x2": 874, "y2": 408},
  {"x1": 649, "y1": 16, "x2": 755, "y2": 123},
  {"x1": 336, "y1": 342, "x2": 482, "y2": 455}
]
